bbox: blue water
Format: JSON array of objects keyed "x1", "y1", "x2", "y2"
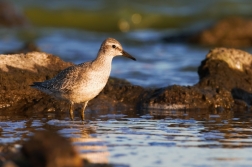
[
  {"x1": 1, "y1": 109, "x2": 252, "y2": 167},
  {"x1": 0, "y1": 27, "x2": 207, "y2": 87}
]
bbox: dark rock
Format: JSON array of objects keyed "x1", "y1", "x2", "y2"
[
  {"x1": 196, "y1": 48, "x2": 252, "y2": 106},
  {"x1": 0, "y1": 1, "x2": 28, "y2": 27},
  {"x1": 141, "y1": 47, "x2": 252, "y2": 110},
  {"x1": 0, "y1": 130, "x2": 118, "y2": 167},
  {"x1": 21, "y1": 131, "x2": 83, "y2": 167},
  {"x1": 0, "y1": 52, "x2": 73, "y2": 113},
  {"x1": 0, "y1": 131, "x2": 83, "y2": 167},
  {"x1": 191, "y1": 17, "x2": 252, "y2": 47},
  {"x1": 102, "y1": 81, "x2": 145, "y2": 105},
  {"x1": 142, "y1": 85, "x2": 233, "y2": 110},
  {"x1": 162, "y1": 17, "x2": 252, "y2": 47},
  {"x1": 1, "y1": 48, "x2": 252, "y2": 115},
  {"x1": 0, "y1": 51, "x2": 145, "y2": 116}
]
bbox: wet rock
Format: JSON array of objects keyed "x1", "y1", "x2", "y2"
[
  {"x1": 142, "y1": 85, "x2": 233, "y2": 110},
  {"x1": 0, "y1": 48, "x2": 252, "y2": 115},
  {"x1": 0, "y1": 1, "x2": 28, "y2": 27},
  {"x1": 191, "y1": 17, "x2": 252, "y2": 47},
  {"x1": 142, "y1": 47, "x2": 252, "y2": 110},
  {"x1": 0, "y1": 52, "x2": 73, "y2": 112},
  {"x1": 0, "y1": 51, "x2": 145, "y2": 115},
  {"x1": 21, "y1": 131, "x2": 83, "y2": 167},
  {"x1": 0, "y1": 131, "x2": 117, "y2": 167},
  {"x1": 196, "y1": 48, "x2": 252, "y2": 106},
  {"x1": 102, "y1": 80, "x2": 145, "y2": 105}
]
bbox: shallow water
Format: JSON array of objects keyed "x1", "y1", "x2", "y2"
[{"x1": 1, "y1": 109, "x2": 252, "y2": 167}]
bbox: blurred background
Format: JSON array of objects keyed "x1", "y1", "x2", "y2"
[{"x1": 2, "y1": 0, "x2": 252, "y2": 87}]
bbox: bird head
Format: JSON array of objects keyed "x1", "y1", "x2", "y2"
[{"x1": 100, "y1": 38, "x2": 136, "y2": 61}]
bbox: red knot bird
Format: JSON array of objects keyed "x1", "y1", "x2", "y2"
[{"x1": 31, "y1": 38, "x2": 136, "y2": 120}]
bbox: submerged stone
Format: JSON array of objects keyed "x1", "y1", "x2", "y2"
[{"x1": 22, "y1": 131, "x2": 83, "y2": 167}]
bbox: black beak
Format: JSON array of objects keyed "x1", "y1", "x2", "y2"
[{"x1": 122, "y1": 50, "x2": 136, "y2": 61}]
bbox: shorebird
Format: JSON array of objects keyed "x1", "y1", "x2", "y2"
[{"x1": 31, "y1": 38, "x2": 136, "y2": 120}]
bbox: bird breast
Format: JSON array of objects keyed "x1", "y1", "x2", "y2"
[{"x1": 68, "y1": 65, "x2": 111, "y2": 103}]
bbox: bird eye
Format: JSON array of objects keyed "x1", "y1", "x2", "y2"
[{"x1": 112, "y1": 45, "x2": 116, "y2": 48}]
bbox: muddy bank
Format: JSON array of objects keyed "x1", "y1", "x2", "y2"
[{"x1": 0, "y1": 48, "x2": 251, "y2": 115}]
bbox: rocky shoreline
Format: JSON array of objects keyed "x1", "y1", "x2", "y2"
[
  {"x1": 0, "y1": 48, "x2": 251, "y2": 116},
  {"x1": 1, "y1": 48, "x2": 252, "y2": 167}
]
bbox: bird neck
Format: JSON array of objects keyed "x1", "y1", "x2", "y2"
[{"x1": 91, "y1": 52, "x2": 113, "y2": 71}]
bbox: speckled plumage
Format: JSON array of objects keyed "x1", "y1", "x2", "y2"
[{"x1": 31, "y1": 38, "x2": 136, "y2": 120}]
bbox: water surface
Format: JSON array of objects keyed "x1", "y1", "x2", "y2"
[{"x1": 1, "y1": 109, "x2": 252, "y2": 167}]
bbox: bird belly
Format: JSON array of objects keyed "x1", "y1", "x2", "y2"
[
  {"x1": 70, "y1": 87, "x2": 103, "y2": 103},
  {"x1": 64, "y1": 76, "x2": 108, "y2": 103}
]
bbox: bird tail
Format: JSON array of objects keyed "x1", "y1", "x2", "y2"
[
  {"x1": 30, "y1": 82, "x2": 54, "y2": 95},
  {"x1": 30, "y1": 82, "x2": 43, "y2": 88}
]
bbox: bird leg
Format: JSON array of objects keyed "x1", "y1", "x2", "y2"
[
  {"x1": 81, "y1": 101, "x2": 88, "y2": 121},
  {"x1": 69, "y1": 102, "x2": 74, "y2": 120}
]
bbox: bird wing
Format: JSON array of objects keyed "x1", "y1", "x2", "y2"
[{"x1": 40, "y1": 62, "x2": 90, "y2": 93}]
